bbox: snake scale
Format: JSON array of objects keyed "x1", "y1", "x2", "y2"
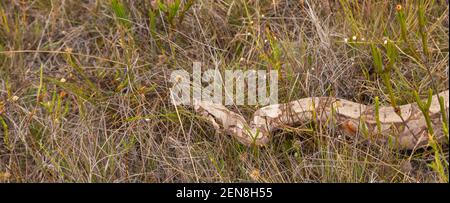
[{"x1": 194, "y1": 90, "x2": 449, "y2": 150}]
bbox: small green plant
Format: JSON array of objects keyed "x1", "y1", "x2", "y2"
[
  {"x1": 338, "y1": 0, "x2": 360, "y2": 34},
  {"x1": 0, "y1": 6, "x2": 10, "y2": 34},
  {"x1": 428, "y1": 133, "x2": 448, "y2": 182},
  {"x1": 178, "y1": 0, "x2": 195, "y2": 24},
  {"x1": 157, "y1": 0, "x2": 181, "y2": 27},
  {"x1": 413, "y1": 89, "x2": 434, "y2": 135},
  {"x1": 414, "y1": 89, "x2": 448, "y2": 182},
  {"x1": 417, "y1": 0, "x2": 430, "y2": 59},
  {"x1": 148, "y1": 0, "x2": 195, "y2": 55},
  {"x1": 438, "y1": 96, "x2": 449, "y2": 138},
  {"x1": 111, "y1": 0, "x2": 131, "y2": 29},
  {"x1": 395, "y1": 4, "x2": 419, "y2": 61},
  {"x1": 167, "y1": 0, "x2": 181, "y2": 26},
  {"x1": 64, "y1": 52, "x2": 102, "y2": 97},
  {"x1": 0, "y1": 115, "x2": 9, "y2": 150},
  {"x1": 261, "y1": 28, "x2": 282, "y2": 79},
  {"x1": 371, "y1": 42, "x2": 398, "y2": 112},
  {"x1": 148, "y1": 7, "x2": 158, "y2": 38}
]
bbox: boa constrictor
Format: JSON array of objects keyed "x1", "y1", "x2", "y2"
[{"x1": 194, "y1": 90, "x2": 449, "y2": 150}]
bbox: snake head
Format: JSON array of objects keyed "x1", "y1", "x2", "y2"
[{"x1": 194, "y1": 100, "x2": 270, "y2": 146}]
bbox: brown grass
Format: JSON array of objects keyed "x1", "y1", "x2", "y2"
[{"x1": 0, "y1": 0, "x2": 448, "y2": 182}]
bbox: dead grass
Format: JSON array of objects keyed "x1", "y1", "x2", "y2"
[{"x1": 0, "y1": 0, "x2": 448, "y2": 183}]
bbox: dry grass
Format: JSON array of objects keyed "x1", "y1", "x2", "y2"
[{"x1": 0, "y1": 0, "x2": 448, "y2": 183}]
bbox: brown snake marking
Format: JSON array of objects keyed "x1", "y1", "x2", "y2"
[{"x1": 194, "y1": 90, "x2": 449, "y2": 150}]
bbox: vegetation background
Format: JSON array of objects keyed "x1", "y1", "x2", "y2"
[{"x1": 0, "y1": 0, "x2": 448, "y2": 182}]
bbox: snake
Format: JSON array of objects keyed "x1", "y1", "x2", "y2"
[{"x1": 194, "y1": 90, "x2": 449, "y2": 150}]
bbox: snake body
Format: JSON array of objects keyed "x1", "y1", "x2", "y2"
[{"x1": 194, "y1": 90, "x2": 449, "y2": 150}]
